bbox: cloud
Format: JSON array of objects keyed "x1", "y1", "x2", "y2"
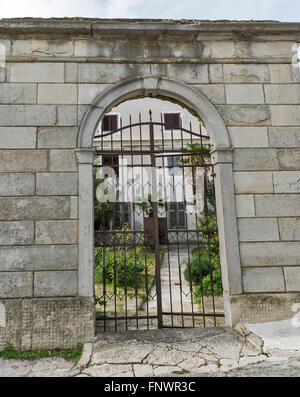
[{"x1": 0, "y1": 0, "x2": 299, "y2": 21}]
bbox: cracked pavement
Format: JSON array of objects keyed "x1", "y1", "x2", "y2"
[{"x1": 1, "y1": 327, "x2": 300, "y2": 377}]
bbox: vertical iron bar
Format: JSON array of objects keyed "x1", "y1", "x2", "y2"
[{"x1": 149, "y1": 110, "x2": 163, "y2": 329}]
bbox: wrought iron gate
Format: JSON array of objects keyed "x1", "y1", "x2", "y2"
[{"x1": 94, "y1": 111, "x2": 224, "y2": 332}]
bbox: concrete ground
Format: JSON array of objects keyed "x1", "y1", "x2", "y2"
[{"x1": 0, "y1": 322, "x2": 299, "y2": 377}]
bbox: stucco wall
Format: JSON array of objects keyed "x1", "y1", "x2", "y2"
[{"x1": 0, "y1": 19, "x2": 300, "y2": 348}]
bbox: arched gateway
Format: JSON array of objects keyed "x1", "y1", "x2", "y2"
[
  {"x1": 76, "y1": 75, "x2": 241, "y2": 331},
  {"x1": 0, "y1": 19, "x2": 300, "y2": 349}
]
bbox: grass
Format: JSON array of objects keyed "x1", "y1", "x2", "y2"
[
  {"x1": 172, "y1": 368, "x2": 191, "y2": 375},
  {"x1": 0, "y1": 342, "x2": 83, "y2": 363},
  {"x1": 95, "y1": 247, "x2": 164, "y2": 313}
]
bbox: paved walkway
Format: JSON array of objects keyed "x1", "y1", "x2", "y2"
[
  {"x1": 139, "y1": 246, "x2": 224, "y2": 328},
  {"x1": 1, "y1": 326, "x2": 300, "y2": 377}
]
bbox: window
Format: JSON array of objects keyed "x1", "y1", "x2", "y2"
[
  {"x1": 163, "y1": 112, "x2": 181, "y2": 130},
  {"x1": 102, "y1": 114, "x2": 118, "y2": 132},
  {"x1": 168, "y1": 202, "x2": 186, "y2": 229},
  {"x1": 167, "y1": 155, "x2": 181, "y2": 175}
]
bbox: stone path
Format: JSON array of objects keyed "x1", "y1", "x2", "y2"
[
  {"x1": 1, "y1": 326, "x2": 300, "y2": 377},
  {"x1": 137, "y1": 246, "x2": 224, "y2": 328}
]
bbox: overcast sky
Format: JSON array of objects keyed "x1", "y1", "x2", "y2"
[{"x1": 0, "y1": 0, "x2": 299, "y2": 22}]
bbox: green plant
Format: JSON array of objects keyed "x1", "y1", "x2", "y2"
[
  {"x1": 0, "y1": 342, "x2": 83, "y2": 363},
  {"x1": 172, "y1": 368, "x2": 190, "y2": 374},
  {"x1": 197, "y1": 216, "x2": 220, "y2": 268},
  {"x1": 193, "y1": 268, "x2": 223, "y2": 298},
  {"x1": 94, "y1": 225, "x2": 145, "y2": 288},
  {"x1": 183, "y1": 250, "x2": 211, "y2": 283}
]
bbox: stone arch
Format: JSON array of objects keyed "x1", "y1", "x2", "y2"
[
  {"x1": 78, "y1": 75, "x2": 231, "y2": 150},
  {"x1": 76, "y1": 75, "x2": 242, "y2": 327}
]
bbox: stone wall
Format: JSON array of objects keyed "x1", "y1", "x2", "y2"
[{"x1": 0, "y1": 19, "x2": 300, "y2": 348}]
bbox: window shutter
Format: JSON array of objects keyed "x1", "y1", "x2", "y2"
[
  {"x1": 102, "y1": 115, "x2": 118, "y2": 132},
  {"x1": 164, "y1": 113, "x2": 181, "y2": 130}
]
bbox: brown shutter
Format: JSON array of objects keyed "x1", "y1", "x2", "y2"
[
  {"x1": 102, "y1": 115, "x2": 118, "y2": 132},
  {"x1": 164, "y1": 113, "x2": 180, "y2": 130}
]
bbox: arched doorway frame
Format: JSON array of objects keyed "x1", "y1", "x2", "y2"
[{"x1": 76, "y1": 75, "x2": 242, "y2": 326}]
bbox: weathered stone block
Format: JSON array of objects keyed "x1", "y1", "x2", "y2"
[
  {"x1": 268, "y1": 127, "x2": 300, "y2": 148},
  {"x1": 70, "y1": 196, "x2": 78, "y2": 219},
  {"x1": 12, "y1": 39, "x2": 73, "y2": 57},
  {"x1": 278, "y1": 149, "x2": 300, "y2": 170},
  {"x1": 0, "y1": 127, "x2": 36, "y2": 149},
  {"x1": 0, "y1": 83, "x2": 36, "y2": 104},
  {"x1": 0, "y1": 105, "x2": 56, "y2": 126},
  {"x1": 0, "y1": 150, "x2": 47, "y2": 172},
  {"x1": 205, "y1": 41, "x2": 236, "y2": 58},
  {"x1": 17, "y1": 297, "x2": 95, "y2": 349},
  {"x1": 238, "y1": 218, "x2": 279, "y2": 242},
  {"x1": 0, "y1": 245, "x2": 78, "y2": 271},
  {"x1": 0, "y1": 173, "x2": 35, "y2": 196},
  {"x1": 269, "y1": 64, "x2": 300, "y2": 83},
  {"x1": 8, "y1": 63, "x2": 64, "y2": 83},
  {"x1": 0, "y1": 299, "x2": 22, "y2": 350},
  {"x1": 234, "y1": 171, "x2": 273, "y2": 194},
  {"x1": 0, "y1": 67, "x2": 7, "y2": 83},
  {"x1": 235, "y1": 195, "x2": 255, "y2": 218},
  {"x1": 38, "y1": 84, "x2": 77, "y2": 104},
  {"x1": 217, "y1": 105, "x2": 271, "y2": 126},
  {"x1": 240, "y1": 242, "x2": 300, "y2": 266},
  {"x1": 223, "y1": 64, "x2": 270, "y2": 83},
  {"x1": 284, "y1": 267, "x2": 300, "y2": 292},
  {"x1": 78, "y1": 84, "x2": 111, "y2": 104},
  {"x1": 48, "y1": 150, "x2": 77, "y2": 171},
  {"x1": 233, "y1": 149, "x2": 279, "y2": 171},
  {"x1": 36, "y1": 220, "x2": 78, "y2": 244},
  {"x1": 270, "y1": 105, "x2": 300, "y2": 126},
  {"x1": 56, "y1": 106, "x2": 78, "y2": 126},
  {"x1": 78, "y1": 105, "x2": 89, "y2": 126},
  {"x1": 37, "y1": 127, "x2": 78, "y2": 148},
  {"x1": 273, "y1": 171, "x2": 300, "y2": 193},
  {"x1": 0, "y1": 272, "x2": 33, "y2": 298},
  {"x1": 250, "y1": 42, "x2": 295, "y2": 58},
  {"x1": 74, "y1": 39, "x2": 114, "y2": 57},
  {"x1": 0, "y1": 221, "x2": 34, "y2": 245},
  {"x1": 278, "y1": 218, "x2": 300, "y2": 241},
  {"x1": 34, "y1": 271, "x2": 78, "y2": 297},
  {"x1": 0, "y1": 197, "x2": 70, "y2": 220},
  {"x1": 36, "y1": 173, "x2": 78, "y2": 196},
  {"x1": 255, "y1": 194, "x2": 300, "y2": 217},
  {"x1": 225, "y1": 84, "x2": 264, "y2": 104},
  {"x1": 208, "y1": 64, "x2": 223, "y2": 83},
  {"x1": 242, "y1": 267, "x2": 285, "y2": 293},
  {"x1": 193, "y1": 84, "x2": 225, "y2": 104},
  {"x1": 230, "y1": 292, "x2": 300, "y2": 324},
  {"x1": 228, "y1": 127, "x2": 269, "y2": 148},
  {"x1": 151, "y1": 64, "x2": 209, "y2": 83},
  {"x1": 66, "y1": 63, "x2": 150, "y2": 83},
  {"x1": 265, "y1": 84, "x2": 300, "y2": 104}
]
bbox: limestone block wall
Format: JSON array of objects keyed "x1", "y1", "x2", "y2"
[{"x1": 0, "y1": 19, "x2": 299, "y2": 348}]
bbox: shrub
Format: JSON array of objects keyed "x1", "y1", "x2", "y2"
[
  {"x1": 183, "y1": 250, "x2": 211, "y2": 283},
  {"x1": 184, "y1": 215, "x2": 222, "y2": 298},
  {"x1": 94, "y1": 246, "x2": 144, "y2": 288},
  {"x1": 193, "y1": 268, "x2": 223, "y2": 298}
]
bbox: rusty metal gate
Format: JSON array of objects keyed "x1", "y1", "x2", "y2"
[{"x1": 94, "y1": 110, "x2": 224, "y2": 332}]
